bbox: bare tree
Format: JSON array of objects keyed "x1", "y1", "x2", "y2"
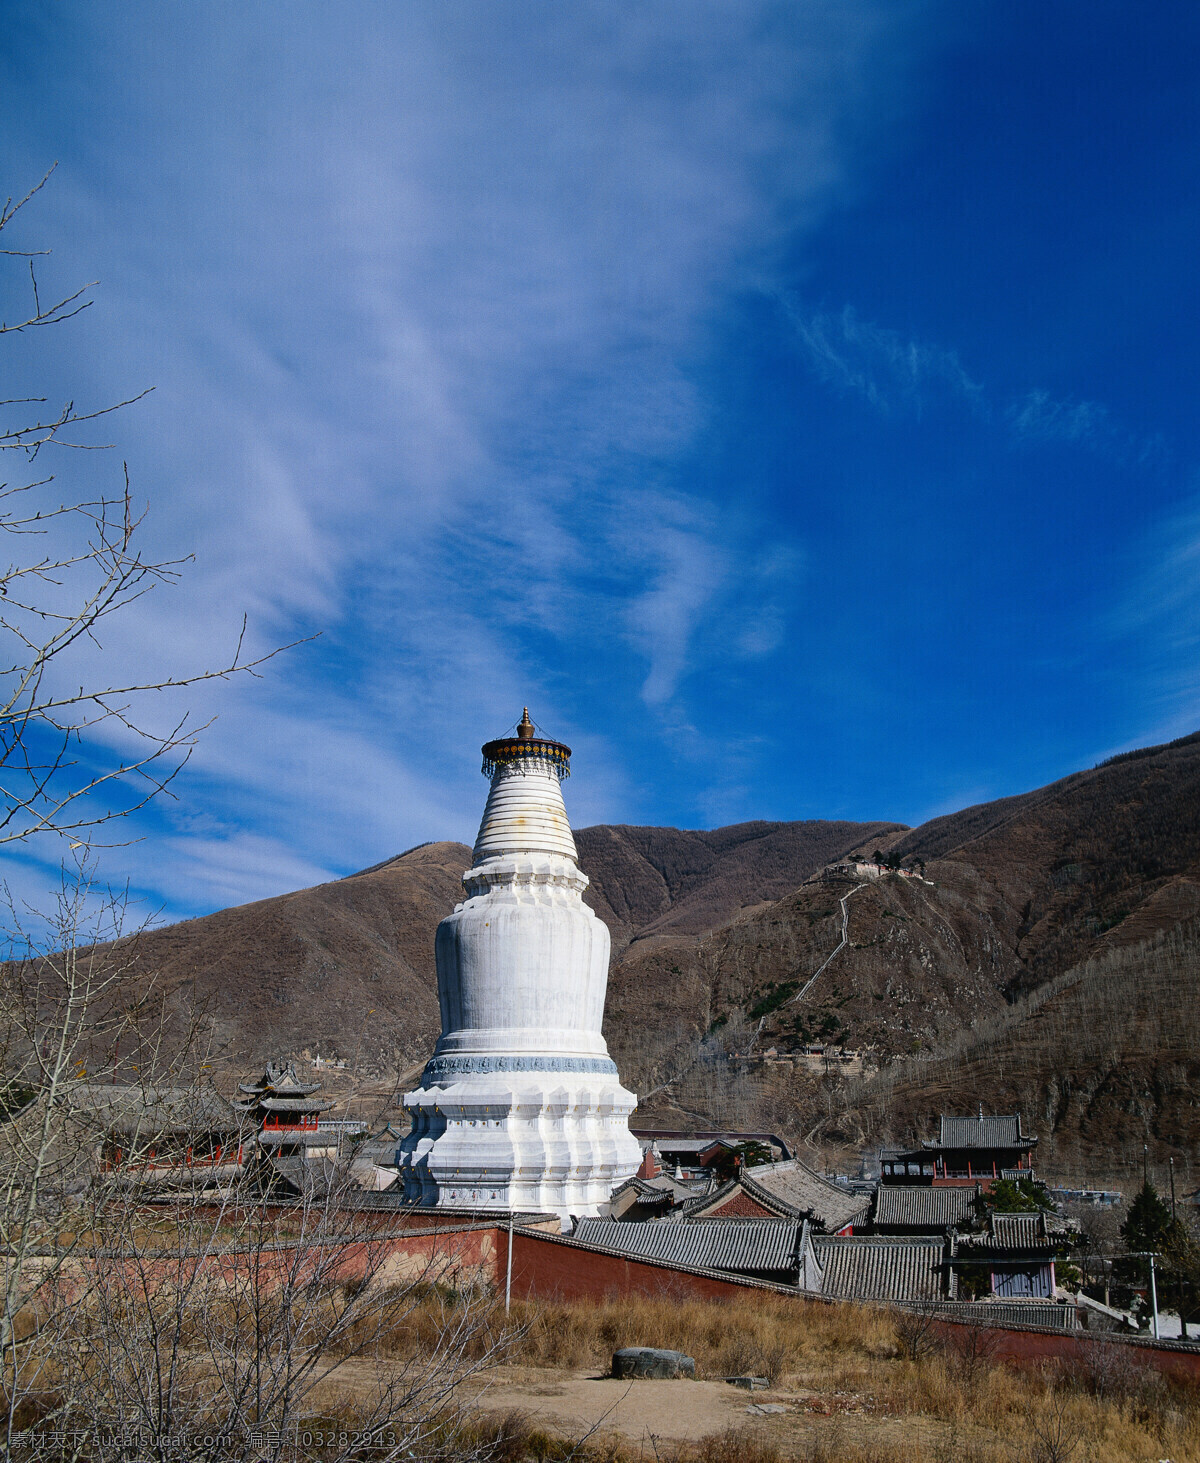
[
  {"x1": 1, "y1": 168, "x2": 298, "y2": 852},
  {"x1": 0, "y1": 873, "x2": 512, "y2": 1462},
  {"x1": 0, "y1": 863, "x2": 206, "y2": 1453},
  {"x1": 41, "y1": 1167, "x2": 507, "y2": 1462}
]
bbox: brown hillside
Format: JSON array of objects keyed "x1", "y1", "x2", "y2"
[
  {"x1": 831, "y1": 918, "x2": 1200, "y2": 1192},
  {"x1": 613, "y1": 731, "x2": 1200, "y2": 1181},
  {"x1": 129, "y1": 818, "x2": 899, "y2": 1087},
  {"x1": 578, "y1": 819, "x2": 906, "y2": 952},
  {"x1": 109, "y1": 728, "x2": 1200, "y2": 1175},
  {"x1": 128, "y1": 840, "x2": 471, "y2": 1081},
  {"x1": 895, "y1": 729, "x2": 1200, "y2": 992}
]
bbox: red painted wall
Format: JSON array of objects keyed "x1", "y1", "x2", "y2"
[
  {"x1": 930, "y1": 1315, "x2": 1200, "y2": 1386},
  {"x1": 500, "y1": 1230, "x2": 1200, "y2": 1386},
  {"x1": 503, "y1": 1230, "x2": 800, "y2": 1304}
]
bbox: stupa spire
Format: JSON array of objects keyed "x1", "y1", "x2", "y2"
[{"x1": 475, "y1": 710, "x2": 576, "y2": 862}]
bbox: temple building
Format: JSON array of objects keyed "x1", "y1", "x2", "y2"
[
  {"x1": 879, "y1": 1111, "x2": 1037, "y2": 1190},
  {"x1": 397, "y1": 709, "x2": 641, "y2": 1220},
  {"x1": 233, "y1": 1061, "x2": 337, "y2": 1161},
  {"x1": 72, "y1": 1084, "x2": 245, "y2": 1191}
]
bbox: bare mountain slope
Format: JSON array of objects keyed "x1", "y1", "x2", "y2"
[
  {"x1": 895, "y1": 728, "x2": 1200, "y2": 993},
  {"x1": 110, "y1": 730, "x2": 1200, "y2": 1178},
  {"x1": 833, "y1": 919, "x2": 1200, "y2": 1182},
  {"x1": 578, "y1": 819, "x2": 906, "y2": 952},
  {"x1": 613, "y1": 731, "x2": 1200, "y2": 1181},
  {"x1": 130, "y1": 818, "x2": 898, "y2": 1082},
  {"x1": 129, "y1": 840, "x2": 471, "y2": 1077}
]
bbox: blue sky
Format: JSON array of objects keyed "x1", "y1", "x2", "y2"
[{"x1": 2, "y1": 2, "x2": 1199, "y2": 921}]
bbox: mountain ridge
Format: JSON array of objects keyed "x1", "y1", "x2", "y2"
[{"x1": 112, "y1": 729, "x2": 1200, "y2": 1186}]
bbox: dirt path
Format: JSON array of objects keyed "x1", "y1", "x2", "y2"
[
  {"x1": 314, "y1": 1360, "x2": 966, "y2": 1458},
  {"x1": 465, "y1": 1365, "x2": 754, "y2": 1444}
]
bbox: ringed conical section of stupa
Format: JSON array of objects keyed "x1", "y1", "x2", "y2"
[{"x1": 396, "y1": 709, "x2": 641, "y2": 1220}]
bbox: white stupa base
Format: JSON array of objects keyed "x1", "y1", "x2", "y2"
[{"x1": 397, "y1": 1065, "x2": 640, "y2": 1220}]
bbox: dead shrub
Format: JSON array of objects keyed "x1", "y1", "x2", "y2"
[
  {"x1": 895, "y1": 1304, "x2": 945, "y2": 1362},
  {"x1": 1054, "y1": 1337, "x2": 1163, "y2": 1408},
  {"x1": 1025, "y1": 1390, "x2": 1084, "y2": 1463},
  {"x1": 675, "y1": 1427, "x2": 782, "y2": 1463},
  {"x1": 945, "y1": 1319, "x2": 1001, "y2": 1386}
]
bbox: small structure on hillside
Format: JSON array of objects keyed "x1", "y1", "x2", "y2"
[
  {"x1": 880, "y1": 1111, "x2": 1037, "y2": 1189},
  {"x1": 818, "y1": 859, "x2": 928, "y2": 884},
  {"x1": 233, "y1": 1061, "x2": 337, "y2": 1161},
  {"x1": 1050, "y1": 1185, "x2": 1122, "y2": 1207}
]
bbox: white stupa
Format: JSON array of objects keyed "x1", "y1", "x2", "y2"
[{"x1": 397, "y1": 709, "x2": 641, "y2": 1219}]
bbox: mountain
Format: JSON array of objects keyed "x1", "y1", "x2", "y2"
[
  {"x1": 832, "y1": 917, "x2": 1200, "y2": 1181},
  {"x1": 124, "y1": 840, "x2": 470, "y2": 1080},
  {"x1": 124, "y1": 817, "x2": 900, "y2": 1086},
  {"x1": 612, "y1": 730, "x2": 1200, "y2": 1187},
  {"x1": 576, "y1": 819, "x2": 906, "y2": 952},
  {"x1": 115, "y1": 730, "x2": 1200, "y2": 1187}
]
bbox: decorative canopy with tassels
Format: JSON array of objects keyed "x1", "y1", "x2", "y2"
[{"x1": 481, "y1": 706, "x2": 571, "y2": 780}]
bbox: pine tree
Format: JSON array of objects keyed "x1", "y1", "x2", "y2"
[{"x1": 1121, "y1": 1180, "x2": 1173, "y2": 1253}]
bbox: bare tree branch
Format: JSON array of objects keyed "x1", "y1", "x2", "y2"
[{"x1": 0, "y1": 173, "x2": 311, "y2": 851}]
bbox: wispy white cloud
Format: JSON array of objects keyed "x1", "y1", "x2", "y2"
[
  {"x1": 0, "y1": 2, "x2": 918, "y2": 914},
  {"x1": 784, "y1": 300, "x2": 1166, "y2": 469},
  {"x1": 1005, "y1": 389, "x2": 1168, "y2": 468},
  {"x1": 784, "y1": 302, "x2": 983, "y2": 414}
]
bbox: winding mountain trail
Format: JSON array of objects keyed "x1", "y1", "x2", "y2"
[{"x1": 788, "y1": 882, "x2": 870, "y2": 1007}]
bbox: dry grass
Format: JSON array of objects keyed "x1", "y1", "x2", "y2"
[
  {"x1": 22, "y1": 1276, "x2": 1200, "y2": 1460},
  {"x1": 444, "y1": 1291, "x2": 1200, "y2": 1463},
  {"x1": 500, "y1": 1291, "x2": 894, "y2": 1381}
]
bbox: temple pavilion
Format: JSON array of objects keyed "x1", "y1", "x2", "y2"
[{"x1": 233, "y1": 1060, "x2": 338, "y2": 1160}]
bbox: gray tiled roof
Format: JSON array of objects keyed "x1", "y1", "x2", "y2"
[
  {"x1": 645, "y1": 1137, "x2": 731, "y2": 1155},
  {"x1": 572, "y1": 1217, "x2": 804, "y2": 1276},
  {"x1": 931, "y1": 1115, "x2": 1035, "y2": 1148},
  {"x1": 634, "y1": 1174, "x2": 700, "y2": 1200},
  {"x1": 873, "y1": 1186, "x2": 976, "y2": 1231},
  {"x1": 738, "y1": 1160, "x2": 869, "y2": 1232},
  {"x1": 960, "y1": 1212, "x2": 1054, "y2": 1251},
  {"x1": 815, "y1": 1235, "x2": 946, "y2": 1302},
  {"x1": 253, "y1": 1095, "x2": 334, "y2": 1114},
  {"x1": 992, "y1": 1212, "x2": 1045, "y2": 1243},
  {"x1": 70, "y1": 1083, "x2": 241, "y2": 1138},
  {"x1": 237, "y1": 1061, "x2": 324, "y2": 1099},
  {"x1": 907, "y1": 1300, "x2": 1078, "y2": 1331}
]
